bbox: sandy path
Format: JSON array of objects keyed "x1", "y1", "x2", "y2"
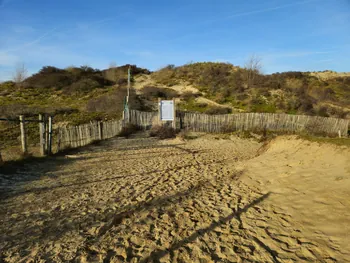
[{"x1": 0, "y1": 134, "x2": 348, "y2": 262}]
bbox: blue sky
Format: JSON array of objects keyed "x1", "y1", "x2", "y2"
[{"x1": 0, "y1": 0, "x2": 349, "y2": 81}]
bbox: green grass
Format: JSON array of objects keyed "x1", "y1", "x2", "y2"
[
  {"x1": 178, "y1": 99, "x2": 209, "y2": 113},
  {"x1": 250, "y1": 103, "x2": 277, "y2": 113},
  {"x1": 298, "y1": 134, "x2": 350, "y2": 147}
]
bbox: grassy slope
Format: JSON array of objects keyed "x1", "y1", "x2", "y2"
[{"x1": 151, "y1": 63, "x2": 350, "y2": 117}]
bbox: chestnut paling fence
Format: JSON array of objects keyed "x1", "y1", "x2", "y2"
[
  {"x1": 0, "y1": 110, "x2": 348, "y2": 162},
  {"x1": 129, "y1": 109, "x2": 349, "y2": 137},
  {"x1": 56, "y1": 119, "x2": 124, "y2": 151}
]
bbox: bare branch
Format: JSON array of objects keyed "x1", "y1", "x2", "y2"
[
  {"x1": 109, "y1": 61, "x2": 117, "y2": 69},
  {"x1": 12, "y1": 62, "x2": 28, "y2": 84},
  {"x1": 244, "y1": 54, "x2": 263, "y2": 89}
]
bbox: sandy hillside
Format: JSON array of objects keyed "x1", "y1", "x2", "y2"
[
  {"x1": 0, "y1": 134, "x2": 349, "y2": 262},
  {"x1": 309, "y1": 71, "x2": 350, "y2": 80},
  {"x1": 133, "y1": 75, "x2": 199, "y2": 94}
]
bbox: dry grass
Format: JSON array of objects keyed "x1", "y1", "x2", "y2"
[
  {"x1": 118, "y1": 124, "x2": 140, "y2": 138},
  {"x1": 298, "y1": 134, "x2": 350, "y2": 147},
  {"x1": 149, "y1": 125, "x2": 177, "y2": 139}
]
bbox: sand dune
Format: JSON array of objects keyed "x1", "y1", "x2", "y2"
[
  {"x1": 238, "y1": 136, "x2": 350, "y2": 261},
  {"x1": 0, "y1": 134, "x2": 349, "y2": 262}
]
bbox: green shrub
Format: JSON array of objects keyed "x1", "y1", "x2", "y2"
[
  {"x1": 86, "y1": 87, "x2": 148, "y2": 114},
  {"x1": 180, "y1": 91, "x2": 201, "y2": 101},
  {"x1": 204, "y1": 106, "x2": 232, "y2": 115},
  {"x1": 141, "y1": 86, "x2": 178, "y2": 100}
]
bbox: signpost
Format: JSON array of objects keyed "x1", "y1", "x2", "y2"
[{"x1": 159, "y1": 98, "x2": 176, "y2": 129}]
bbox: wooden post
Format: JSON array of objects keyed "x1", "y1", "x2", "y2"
[
  {"x1": 48, "y1": 116, "x2": 53, "y2": 155},
  {"x1": 98, "y1": 121, "x2": 104, "y2": 140},
  {"x1": 158, "y1": 98, "x2": 162, "y2": 125},
  {"x1": 127, "y1": 66, "x2": 131, "y2": 103},
  {"x1": 39, "y1": 114, "x2": 46, "y2": 156},
  {"x1": 338, "y1": 130, "x2": 341, "y2": 138},
  {"x1": 172, "y1": 98, "x2": 176, "y2": 129},
  {"x1": 19, "y1": 115, "x2": 28, "y2": 155},
  {"x1": 45, "y1": 115, "x2": 49, "y2": 154},
  {"x1": 0, "y1": 151, "x2": 3, "y2": 166}
]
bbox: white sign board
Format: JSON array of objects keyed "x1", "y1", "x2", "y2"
[{"x1": 160, "y1": 100, "x2": 174, "y2": 121}]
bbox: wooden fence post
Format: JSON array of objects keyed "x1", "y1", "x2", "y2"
[
  {"x1": 39, "y1": 114, "x2": 46, "y2": 156},
  {"x1": 48, "y1": 116, "x2": 53, "y2": 155},
  {"x1": 158, "y1": 98, "x2": 162, "y2": 125},
  {"x1": 0, "y1": 151, "x2": 3, "y2": 166},
  {"x1": 45, "y1": 115, "x2": 49, "y2": 154},
  {"x1": 172, "y1": 98, "x2": 176, "y2": 129},
  {"x1": 98, "y1": 121, "x2": 104, "y2": 140},
  {"x1": 19, "y1": 115, "x2": 28, "y2": 155}
]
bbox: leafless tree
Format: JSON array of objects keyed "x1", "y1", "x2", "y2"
[
  {"x1": 12, "y1": 62, "x2": 28, "y2": 84},
  {"x1": 109, "y1": 61, "x2": 117, "y2": 68},
  {"x1": 244, "y1": 54, "x2": 262, "y2": 89}
]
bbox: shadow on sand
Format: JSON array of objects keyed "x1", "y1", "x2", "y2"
[{"x1": 138, "y1": 193, "x2": 271, "y2": 263}]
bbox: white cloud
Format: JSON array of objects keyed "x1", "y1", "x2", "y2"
[
  {"x1": 0, "y1": 51, "x2": 18, "y2": 66},
  {"x1": 11, "y1": 25, "x2": 35, "y2": 34},
  {"x1": 2, "y1": 27, "x2": 59, "y2": 53},
  {"x1": 263, "y1": 50, "x2": 336, "y2": 59},
  {"x1": 226, "y1": 0, "x2": 319, "y2": 19},
  {"x1": 316, "y1": 59, "x2": 334, "y2": 63},
  {"x1": 200, "y1": 0, "x2": 320, "y2": 25}
]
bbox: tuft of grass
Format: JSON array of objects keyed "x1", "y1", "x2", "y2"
[{"x1": 177, "y1": 131, "x2": 199, "y2": 140}]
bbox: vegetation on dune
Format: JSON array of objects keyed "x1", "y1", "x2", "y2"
[
  {"x1": 0, "y1": 64, "x2": 150, "y2": 120},
  {"x1": 140, "y1": 85, "x2": 179, "y2": 101},
  {"x1": 0, "y1": 62, "x2": 349, "y2": 132},
  {"x1": 177, "y1": 92, "x2": 232, "y2": 115},
  {"x1": 151, "y1": 62, "x2": 350, "y2": 118}
]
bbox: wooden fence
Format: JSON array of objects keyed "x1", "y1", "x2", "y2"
[
  {"x1": 129, "y1": 109, "x2": 158, "y2": 129},
  {"x1": 0, "y1": 114, "x2": 52, "y2": 156},
  {"x1": 129, "y1": 109, "x2": 349, "y2": 137},
  {"x1": 56, "y1": 119, "x2": 124, "y2": 151},
  {"x1": 1, "y1": 110, "x2": 348, "y2": 162}
]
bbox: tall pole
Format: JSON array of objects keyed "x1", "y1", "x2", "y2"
[
  {"x1": 126, "y1": 65, "x2": 131, "y2": 122},
  {"x1": 127, "y1": 66, "x2": 131, "y2": 103}
]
